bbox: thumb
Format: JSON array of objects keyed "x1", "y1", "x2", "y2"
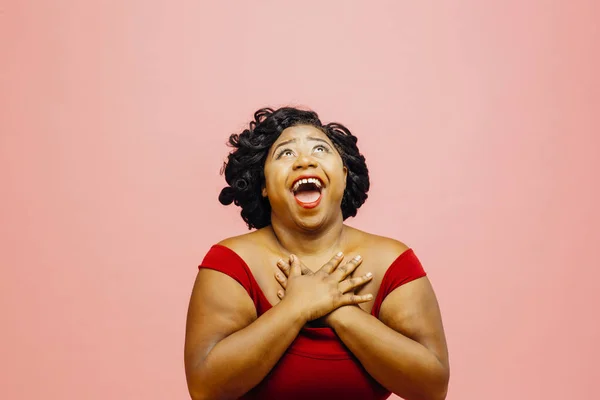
[{"x1": 289, "y1": 254, "x2": 302, "y2": 277}]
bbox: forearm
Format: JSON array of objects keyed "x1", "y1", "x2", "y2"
[
  {"x1": 331, "y1": 307, "x2": 449, "y2": 400},
  {"x1": 189, "y1": 301, "x2": 305, "y2": 400}
]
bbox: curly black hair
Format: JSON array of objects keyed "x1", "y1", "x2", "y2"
[{"x1": 218, "y1": 107, "x2": 370, "y2": 230}]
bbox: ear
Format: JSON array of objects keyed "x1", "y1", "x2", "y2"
[{"x1": 262, "y1": 186, "x2": 268, "y2": 198}]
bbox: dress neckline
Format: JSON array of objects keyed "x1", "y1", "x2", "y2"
[{"x1": 212, "y1": 244, "x2": 414, "y2": 326}]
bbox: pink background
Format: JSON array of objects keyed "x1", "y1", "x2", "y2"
[{"x1": 1, "y1": 1, "x2": 598, "y2": 399}]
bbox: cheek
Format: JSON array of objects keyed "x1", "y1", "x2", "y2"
[
  {"x1": 263, "y1": 170, "x2": 287, "y2": 198},
  {"x1": 326, "y1": 169, "x2": 347, "y2": 197},
  {"x1": 338, "y1": 176, "x2": 348, "y2": 195}
]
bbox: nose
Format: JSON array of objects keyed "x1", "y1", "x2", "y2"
[{"x1": 292, "y1": 152, "x2": 318, "y2": 170}]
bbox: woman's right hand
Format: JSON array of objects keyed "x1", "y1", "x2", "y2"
[{"x1": 280, "y1": 253, "x2": 374, "y2": 323}]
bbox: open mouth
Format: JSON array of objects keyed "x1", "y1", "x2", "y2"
[{"x1": 291, "y1": 177, "x2": 324, "y2": 208}]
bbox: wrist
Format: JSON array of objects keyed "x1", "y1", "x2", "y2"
[
  {"x1": 279, "y1": 298, "x2": 309, "y2": 327},
  {"x1": 327, "y1": 305, "x2": 360, "y2": 329}
]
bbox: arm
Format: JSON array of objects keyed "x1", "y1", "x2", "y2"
[
  {"x1": 184, "y1": 268, "x2": 306, "y2": 400},
  {"x1": 329, "y1": 277, "x2": 449, "y2": 400}
]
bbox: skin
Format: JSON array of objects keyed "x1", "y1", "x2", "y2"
[{"x1": 184, "y1": 125, "x2": 449, "y2": 400}]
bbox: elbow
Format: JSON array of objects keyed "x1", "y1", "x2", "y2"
[
  {"x1": 188, "y1": 390, "x2": 206, "y2": 400},
  {"x1": 189, "y1": 387, "x2": 235, "y2": 400},
  {"x1": 411, "y1": 389, "x2": 448, "y2": 400},
  {"x1": 409, "y1": 386, "x2": 448, "y2": 400},
  {"x1": 187, "y1": 382, "x2": 219, "y2": 400},
  {"x1": 402, "y1": 390, "x2": 447, "y2": 400},
  {"x1": 186, "y1": 360, "x2": 238, "y2": 400},
  {"x1": 186, "y1": 372, "x2": 232, "y2": 400},
  {"x1": 431, "y1": 387, "x2": 448, "y2": 400},
  {"x1": 187, "y1": 377, "x2": 224, "y2": 400},
  {"x1": 186, "y1": 378, "x2": 208, "y2": 400},
  {"x1": 430, "y1": 364, "x2": 450, "y2": 400},
  {"x1": 185, "y1": 365, "x2": 211, "y2": 400},
  {"x1": 405, "y1": 363, "x2": 449, "y2": 400}
]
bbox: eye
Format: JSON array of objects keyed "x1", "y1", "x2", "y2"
[
  {"x1": 276, "y1": 148, "x2": 294, "y2": 159},
  {"x1": 314, "y1": 145, "x2": 329, "y2": 153}
]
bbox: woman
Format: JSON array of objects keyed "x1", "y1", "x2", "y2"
[{"x1": 184, "y1": 107, "x2": 449, "y2": 400}]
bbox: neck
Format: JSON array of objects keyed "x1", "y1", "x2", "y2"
[{"x1": 269, "y1": 213, "x2": 347, "y2": 260}]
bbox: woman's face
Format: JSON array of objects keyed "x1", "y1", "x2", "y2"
[{"x1": 262, "y1": 124, "x2": 347, "y2": 230}]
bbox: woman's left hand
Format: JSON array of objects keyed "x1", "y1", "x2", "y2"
[{"x1": 274, "y1": 256, "x2": 366, "y2": 327}]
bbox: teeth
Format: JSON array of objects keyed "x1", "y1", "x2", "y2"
[{"x1": 292, "y1": 177, "x2": 323, "y2": 192}]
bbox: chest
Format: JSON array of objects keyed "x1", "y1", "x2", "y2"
[{"x1": 249, "y1": 252, "x2": 386, "y2": 316}]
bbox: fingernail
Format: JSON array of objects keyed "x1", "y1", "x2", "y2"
[
  {"x1": 277, "y1": 259, "x2": 284, "y2": 265},
  {"x1": 366, "y1": 272, "x2": 372, "y2": 278},
  {"x1": 336, "y1": 251, "x2": 343, "y2": 257},
  {"x1": 366, "y1": 294, "x2": 373, "y2": 300},
  {"x1": 290, "y1": 254, "x2": 295, "y2": 262},
  {"x1": 355, "y1": 255, "x2": 362, "y2": 261}
]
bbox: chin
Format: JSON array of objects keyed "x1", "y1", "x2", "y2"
[{"x1": 293, "y1": 212, "x2": 331, "y2": 232}]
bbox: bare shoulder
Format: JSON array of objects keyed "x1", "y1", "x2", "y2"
[
  {"x1": 217, "y1": 233, "x2": 250, "y2": 253},
  {"x1": 349, "y1": 227, "x2": 411, "y2": 267},
  {"x1": 216, "y1": 228, "x2": 274, "y2": 265}
]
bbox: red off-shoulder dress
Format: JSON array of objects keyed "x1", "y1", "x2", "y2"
[{"x1": 198, "y1": 244, "x2": 426, "y2": 399}]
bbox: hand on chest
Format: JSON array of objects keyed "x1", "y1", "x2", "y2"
[{"x1": 251, "y1": 252, "x2": 383, "y2": 314}]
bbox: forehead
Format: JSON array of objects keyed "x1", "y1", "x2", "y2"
[{"x1": 274, "y1": 124, "x2": 332, "y2": 145}]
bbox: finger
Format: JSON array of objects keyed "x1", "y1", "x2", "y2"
[
  {"x1": 280, "y1": 258, "x2": 313, "y2": 276},
  {"x1": 339, "y1": 272, "x2": 373, "y2": 294},
  {"x1": 275, "y1": 271, "x2": 287, "y2": 289},
  {"x1": 332, "y1": 255, "x2": 362, "y2": 281},
  {"x1": 340, "y1": 293, "x2": 373, "y2": 306},
  {"x1": 289, "y1": 254, "x2": 301, "y2": 277},
  {"x1": 277, "y1": 259, "x2": 291, "y2": 277},
  {"x1": 277, "y1": 290, "x2": 285, "y2": 299},
  {"x1": 318, "y1": 252, "x2": 345, "y2": 275}
]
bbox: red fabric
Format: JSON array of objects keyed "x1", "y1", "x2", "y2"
[{"x1": 198, "y1": 244, "x2": 427, "y2": 399}]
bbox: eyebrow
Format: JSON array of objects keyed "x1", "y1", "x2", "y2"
[{"x1": 272, "y1": 137, "x2": 331, "y2": 157}]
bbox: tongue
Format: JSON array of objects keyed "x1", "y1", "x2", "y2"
[{"x1": 295, "y1": 190, "x2": 321, "y2": 203}]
